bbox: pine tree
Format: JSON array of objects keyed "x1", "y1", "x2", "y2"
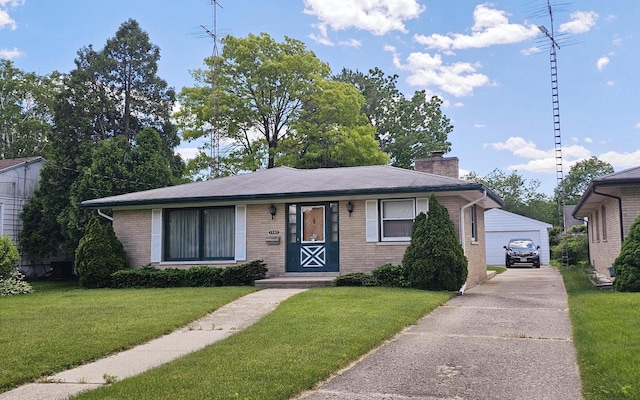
[
  {"x1": 403, "y1": 195, "x2": 468, "y2": 291},
  {"x1": 613, "y1": 215, "x2": 640, "y2": 292},
  {"x1": 75, "y1": 217, "x2": 127, "y2": 288}
]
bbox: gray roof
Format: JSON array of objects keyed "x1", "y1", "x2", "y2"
[
  {"x1": 81, "y1": 165, "x2": 504, "y2": 208},
  {"x1": 573, "y1": 165, "x2": 640, "y2": 218},
  {"x1": 0, "y1": 157, "x2": 44, "y2": 172}
]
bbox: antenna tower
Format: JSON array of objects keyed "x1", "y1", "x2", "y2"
[
  {"x1": 201, "y1": 1, "x2": 222, "y2": 178},
  {"x1": 538, "y1": 0, "x2": 569, "y2": 267}
]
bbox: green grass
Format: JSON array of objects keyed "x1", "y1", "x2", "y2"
[
  {"x1": 487, "y1": 266, "x2": 507, "y2": 274},
  {"x1": 561, "y1": 265, "x2": 640, "y2": 399},
  {"x1": 0, "y1": 284, "x2": 255, "y2": 392},
  {"x1": 76, "y1": 287, "x2": 453, "y2": 400}
]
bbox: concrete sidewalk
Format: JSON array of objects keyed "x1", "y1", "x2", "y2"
[
  {"x1": 0, "y1": 288, "x2": 306, "y2": 400},
  {"x1": 298, "y1": 266, "x2": 583, "y2": 400}
]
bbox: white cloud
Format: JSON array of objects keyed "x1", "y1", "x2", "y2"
[
  {"x1": 606, "y1": 80, "x2": 615, "y2": 86},
  {"x1": 414, "y1": 4, "x2": 539, "y2": 52},
  {"x1": 599, "y1": 150, "x2": 640, "y2": 169},
  {"x1": 337, "y1": 38, "x2": 362, "y2": 48},
  {"x1": 0, "y1": 1, "x2": 25, "y2": 6},
  {"x1": 596, "y1": 56, "x2": 610, "y2": 71},
  {"x1": 0, "y1": 47, "x2": 22, "y2": 59},
  {"x1": 521, "y1": 46, "x2": 540, "y2": 56},
  {"x1": 485, "y1": 136, "x2": 592, "y2": 174},
  {"x1": 392, "y1": 49, "x2": 490, "y2": 97},
  {"x1": 635, "y1": 122, "x2": 640, "y2": 129},
  {"x1": 304, "y1": 0, "x2": 424, "y2": 45},
  {"x1": 175, "y1": 147, "x2": 201, "y2": 161},
  {"x1": 612, "y1": 34, "x2": 623, "y2": 47},
  {"x1": 474, "y1": 124, "x2": 486, "y2": 128},
  {"x1": 570, "y1": 137, "x2": 578, "y2": 142},
  {"x1": 559, "y1": 10, "x2": 598, "y2": 34},
  {"x1": 454, "y1": 102, "x2": 464, "y2": 108},
  {"x1": 0, "y1": 9, "x2": 16, "y2": 29},
  {"x1": 585, "y1": 137, "x2": 593, "y2": 143}
]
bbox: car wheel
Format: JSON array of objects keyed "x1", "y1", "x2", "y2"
[{"x1": 505, "y1": 257, "x2": 510, "y2": 268}]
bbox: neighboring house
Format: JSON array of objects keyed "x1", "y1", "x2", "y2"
[
  {"x1": 81, "y1": 156, "x2": 504, "y2": 289},
  {"x1": 572, "y1": 165, "x2": 640, "y2": 278},
  {"x1": 0, "y1": 157, "x2": 45, "y2": 271},
  {"x1": 484, "y1": 209, "x2": 552, "y2": 266}
]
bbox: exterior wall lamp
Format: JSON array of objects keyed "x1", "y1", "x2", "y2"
[
  {"x1": 269, "y1": 204, "x2": 277, "y2": 219},
  {"x1": 346, "y1": 201, "x2": 354, "y2": 216}
]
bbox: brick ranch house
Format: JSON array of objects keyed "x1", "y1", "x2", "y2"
[
  {"x1": 572, "y1": 165, "x2": 640, "y2": 279},
  {"x1": 81, "y1": 156, "x2": 503, "y2": 289}
]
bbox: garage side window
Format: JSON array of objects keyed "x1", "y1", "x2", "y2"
[
  {"x1": 470, "y1": 205, "x2": 478, "y2": 242},
  {"x1": 594, "y1": 209, "x2": 600, "y2": 242},
  {"x1": 165, "y1": 207, "x2": 235, "y2": 261},
  {"x1": 601, "y1": 206, "x2": 607, "y2": 241}
]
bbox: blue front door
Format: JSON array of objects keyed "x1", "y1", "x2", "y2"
[{"x1": 286, "y1": 202, "x2": 339, "y2": 273}]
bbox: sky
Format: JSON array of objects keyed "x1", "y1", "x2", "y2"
[{"x1": 1, "y1": 0, "x2": 639, "y2": 195}]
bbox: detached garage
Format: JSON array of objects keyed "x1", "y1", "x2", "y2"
[{"x1": 485, "y1": 209, "x2": 552, "y2": 266}]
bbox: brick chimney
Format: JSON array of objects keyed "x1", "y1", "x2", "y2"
[{"x1": 414, "y1": 151, "x2": 459, "y2": 179}]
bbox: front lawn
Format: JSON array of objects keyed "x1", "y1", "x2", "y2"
[
  {"x1": 561, "y1": 265, "x2": 640, "y2": 399},
  {"x1": 0, "y1": 284, "x2": 255, "y2": 392},
  {"x1": 76, "y1": 287, "x2": 453, "y2": 400}
]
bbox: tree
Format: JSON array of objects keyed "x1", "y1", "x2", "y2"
[
  {"x1": 176, "y1": 33, "x2": 331, "y2": 173},
  {"x1": 0, "y1": 60, "x2": 58, "y2": 158},
  {"x1": 403, "y1": 195, "x2": 468, "y2": 291},
  {"x1": 557, "y1": 157, "x2": 614, "y2": 205},
  {"x1": 463, "y1": 169, "x2": 558, "y2": 225},
  {"x1": 613, "y1": 215, "x2": 640, "y2": 292},
  {"x1": 277, "y1": 80, "x2": 388, "y2": 168},
  {"x1": 75, "y1": 216, "x2": 127, "y2": 288},
  {"x1": 20, "y1": 19, "x2": 182, "y2": 258},
  {"x1": 334, "y1": 68, "x2": 453, "y2": 169}
]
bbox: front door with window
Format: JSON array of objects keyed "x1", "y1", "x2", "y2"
[{"x1": 286, "y1": 202, "x2": 339, "y2": 272}]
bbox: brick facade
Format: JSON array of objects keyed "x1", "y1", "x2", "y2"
[{"x1": 112, "y1": 196, "x2": 490, "y2": 289}]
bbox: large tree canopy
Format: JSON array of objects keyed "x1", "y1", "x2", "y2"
[
  {"x1": 20, "y1": 19, "x2": 182, "y2": 258},
  {"x1": 557, "y1": 156, "x2": 614, "y2": 205},
  {"x1": 334, "y1": 68, "x2": 452, "y2": 169},
  {"x1": 176, "y1": 33, "x2": 388, "y2": 177},
  {"x1": 0, "y1": 60, "x2": 58, "y2": 158}
]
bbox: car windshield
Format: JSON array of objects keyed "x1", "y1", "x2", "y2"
[{"x1": 508, "y1": 240, "x2": 535, "y2": 250}]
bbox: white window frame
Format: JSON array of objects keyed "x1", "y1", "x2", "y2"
[
  {"x1": 380, "y1": 199, "x2": 416, "y2": 242},
  {"x1": 470, "y1": 205, "x2": 478, "y2": 242}
]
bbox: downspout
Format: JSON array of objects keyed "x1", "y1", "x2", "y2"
[
  {"x1": 460, "y1": 190, "x2": 487, "y2": 254},
  {"x1": 458, "y1": 190, "x2": 487, "y2": 295},
  {"x1": 592, "y1": 186, "x2": 624, "y2": 242},
  {"x1": 97, "y1": 209, "x2": 113, "y2": 222}
]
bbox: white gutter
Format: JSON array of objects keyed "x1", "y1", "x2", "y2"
[
  {"x1": 458, "y1": 190, "x2": 487, "y2": 295},
  {"x1": 97, "y1": 209, "x2": 113, "y2": 222}
]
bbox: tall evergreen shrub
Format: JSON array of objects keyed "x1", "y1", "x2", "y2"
[
  {"x1": 403, "y1": 195, "x2": 468, "y2": 291},
  {"x1": 75, "y1": 216, "x2": 127, "y2": 288},
  {"x1": 613, "y1": 215, "x2": 640, "y2": 292}
]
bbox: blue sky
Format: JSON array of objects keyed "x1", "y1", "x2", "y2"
[{"x1": 2, "y1": 0, "x2": 638, "y2": 195}]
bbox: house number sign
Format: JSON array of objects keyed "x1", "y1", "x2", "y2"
[{"x1": 268, "y1": 230, "x2": 280, "y2": 235}]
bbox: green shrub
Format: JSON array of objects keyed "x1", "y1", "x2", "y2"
[
  {"x1": 403, "y1": 195, "x2": 468, "y2": 291},
  {"x1": 372, "y1": 264, "x2": 409, "y2": 287},
  {"x1": 0, "y1": 234, "x2": 19, "y2": 279},
  {"x1": 333, "y1": 273, "x2": 378, "y2": 287},
  {"x1": 110, "y1": 260, "x2": 267, "y2": 289},
  {"x1": 74, "y1": 217, "x2": 127, "y2": 288},
  {"x1": 614, "y1": 215, "x2": 640, "y2": 292},
  {"x1": 0, "y1": 235, "x2": 32, "y2": 296},
  {"x1": 551, "y1": 231, "x2": 588, "y2": 265}
]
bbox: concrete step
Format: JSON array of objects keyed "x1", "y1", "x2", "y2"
[{"x1": 255, "y1": 276, "x2": 335, "y2": 289}]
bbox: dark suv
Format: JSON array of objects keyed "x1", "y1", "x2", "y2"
[{"x1": 504, "y1": 238, "x2": 540, "y2": 268}]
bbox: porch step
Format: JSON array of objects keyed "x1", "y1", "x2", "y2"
[{"x1": 255, "y1": 276, "x2": 335, "y2": 289}]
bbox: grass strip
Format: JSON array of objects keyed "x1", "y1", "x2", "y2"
[
  {"x1": 561, "y1": 265, "x2": 640, "y2": 400},
  {"x1": 487, "y1": 266, "x2": 507, "y2": 274},
  {"x1": 76, "y1": 287, "x2": 453, "y2": 400},
  {"x1": 0, "y1": 284, "x2": 255, "y2": 392}
]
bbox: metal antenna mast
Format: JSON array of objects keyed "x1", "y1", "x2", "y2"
[
  {"x1": 201, "y1": 0, "x2": 222, "y2": 178},
  {"x1": 538, "y1": 0, "x2": 569, "y2": 267}
]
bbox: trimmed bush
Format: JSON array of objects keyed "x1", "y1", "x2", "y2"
[
  {"x1": 0, "y1": 235, "x2": 32, "y2": 296},
  {"x1": 334, "y1": 273, "x2": 378, "y2": 287},
  {"x1": 403, "y1": 195, "x2": 468, "y2": 291},
  {"x1": 75, "y1": 216, "x2": 127, "y2": 288},
  {"x1": 613, "y1": 215, "x2": 640, "y2": 292},
  {"x1": 372, "y1": 263, "x2": 409, "y2": 288},
  {"x1": 110, "y1": 260, "x2": 267, "y2": 289},
  {"x1": 1, "y1": 270, "x2": 33, "y2": 296}
]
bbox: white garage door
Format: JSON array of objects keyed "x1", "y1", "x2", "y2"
[{"x1": 486, "y1": 230, "x2": 542, "y2": 266}]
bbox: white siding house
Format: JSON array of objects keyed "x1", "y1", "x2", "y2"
[
  {"x1": 485, "y1": 209, "x2": 552, "y2": 266},
  {"x1": 0, "y1": 157, "x2": 45, "y2": 270}
]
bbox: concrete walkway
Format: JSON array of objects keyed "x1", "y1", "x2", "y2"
[
  {"x1": 0, "y1": 288, "x2": 306, "y2": 400},
  {"x1": 297, "y1": 266, "x2": 583, "y2": 400}
]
